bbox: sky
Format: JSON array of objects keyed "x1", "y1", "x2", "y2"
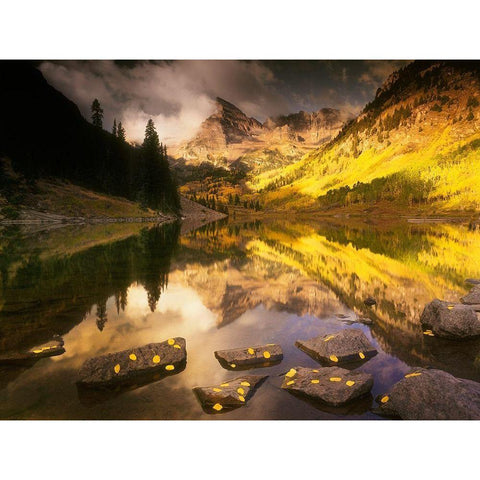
[{"x1": 39, "y1": 60, "x2": 410, "y2": 145}]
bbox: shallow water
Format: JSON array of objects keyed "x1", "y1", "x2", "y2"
[{"x1": 1, "y1": 217, "x2": 480, "y2": 419}]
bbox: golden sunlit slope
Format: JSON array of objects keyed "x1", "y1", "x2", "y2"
[{"x1": 252, "y1": 61, "x2": 480, "y2": 213}]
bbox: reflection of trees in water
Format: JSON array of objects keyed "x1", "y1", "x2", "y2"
[{"x1": 0, "y1": 222, "x2": 180, "y2": 349}]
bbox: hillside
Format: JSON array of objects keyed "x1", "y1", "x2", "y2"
[
  {"x1": 0, "y1": 61, "x2": 179, "y2": 213},
  {"x1": 253, "y1": 61, "x2": 480, "y2": 213}
]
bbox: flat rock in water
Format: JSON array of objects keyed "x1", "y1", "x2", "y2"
[
  {"x1": 281, "y1": 366, "x2": 373, "y2": 407},
  {"x1": 214, "y1": 344, "x2": 283, "y2": 370},
  {"x1": 295, "y1": 329, "x2": 377, "y2": 365},
  {"x1": 78, "y1": 338, "x2": 186, "y2": 388},
  {"x1": 375, "y1": 368, "x2": 480, "y2": 419},
  {"x1": 0, "y1": 338, "x2": 65, "y2": 365},
  {"x1": 420, "y1": 299, "x2": 480, "y2": 339},
  {"x1": 461, "y1": 285, "x2": 480, "y2": 305},
  {"x1": 193, "y1": 375, "x2": 267, "y2": 413}
]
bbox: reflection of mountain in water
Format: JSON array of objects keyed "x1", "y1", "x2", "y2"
[{"x1": 0, "y1": 223, "x2": 180, "y2": 353}]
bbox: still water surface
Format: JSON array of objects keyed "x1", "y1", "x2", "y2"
[{"x1": 1, "y1": 217, "x2": 480, "y2": 419}]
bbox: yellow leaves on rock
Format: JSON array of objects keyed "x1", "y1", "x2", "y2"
[
  {"x1": 346, "y1": 380, "x2": 355, "y2": 387},
  {"x1": 114, "y1": 364, "x2": 121, "y2": 374},
  {"x1": 285, "y1": 368, "x2": 297, "y2": 378},
  {"x1": 311, "y1": 379, "x2": 320, "y2": 384},
  {"x1": 324, "y1": 335, "x2": 335, "y2": 342},
  {"x1": 32, "y1": 346, "x2": 56, "y2": 354},
  {"x1": 238, "y1": 395, "x2": 245, "y2": 402},
  {"x1": 237, "y1": 388, "x2": 245, "y2": 395},
  {"x1": 174, "y1": 344, "x2": 181, "y2": 349},
  {"x1": 329, "y1": 377, "x2": 342, "y2": 382},
  {"x1": 423, "y1": 330, "x2": 434, "y2": 336},
  {"x1": 381, "y1": 395, "x2": 389, "y2": 403},
  {"x1": 312, "y1": 369, "x2": 319, "y2": 373},
  {"x1": 447, "y1": 305, "x2": 455, "y2": 310},
  {"x1": 263, "y1": 351, "x2": 271, "y2": 359},
  {"x1": 165, "y1": 365, "x2": 175, "y2": 371},
  {"x1": 248, "y1": 348, "x2": 255, "y2": 355},
  {"x1": 213, "y1": 403, "x2": 223, "y2": 411},
  {"x1": 152, "y1": 355, "x2": 160, "y2": 364},
  {"x1": 240, "y1": 381, "x2": 250, "y2": 387},
  {"x1": 230, "y1": 363, "x2": 236, "y2": 368},
  {"x1": 213, "y1": 388, "x2": 222, "y2": 392},
  {"x1": 168, "y1": 338, "x2": 175, "y2": 345},
  {"x1": 286, "y1": 380, "x2": 295, "y2": 386},
  {"x1": 129, "y1": 353, "x2": 137, "y2": 361},
  {"x1": 220, "y1": 383, "x2": 230, "y2": 387},
  {"x1": 359, "y1": 352, "x2": 366, "y2": 360},
  {"x1": 32, "y1": 350, "x2": 43, "y2": 354},
  {"x1": 405, "y1": 372, "x2": 422, "y2": 378},
  {"x1": 329, "y1": 355, "x2": 339, "y2": 363}
]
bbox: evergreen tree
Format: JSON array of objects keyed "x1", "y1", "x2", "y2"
[
  {"x1": 117, "y1": 121, "x2": 126, "y2": 142},
  {"x1": 112, "y1": 118, "x2": 117, "y2": 136},
  {"x1": 91, "y1": 99, "x2": 104, "y2": 128}
]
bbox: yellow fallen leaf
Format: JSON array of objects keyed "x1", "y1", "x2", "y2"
[
  {"x1": 447, "y1": 305, "x2": 455, "y2": 310},
  {"x1": 286, "y1": 380, "x2": 295, "y2": 386},
  {"x1": 405, "y1": 372, "x2": 422, "y2": 378},
  {"x1": 213, "y1": 388, "x2": 222, "y2": 392},
  {"x1": 329, "y1": 355, "x2": 338, "y2": 363},
  {"x1": 312, "y1": 369, "x2": 319, "y2": 373},
  {"x1": 263, "y1": 351, "x2": 271, "y2": 359},
  {"x1": 237, "y1": 388, "x2": 245, "y2": 395},
  {"x1": 240, "y1": 381, "x2": 250, "y2": 387},
  {"x1": 220, "y1": 383, "x2": 229, "y2": 387},
  {"x1": 165, "y1": 365, "x2": 175, "y2": 371},
  {"x1": 238, "y1": 395, "x2": 245, "y2": 402},
  {"x1": 152, "y1": 355, "x2": 160, "y2": 364},
  {"x1": 114, "y1": 364, "x2": 121, "y2": 374},
  {"x1": 230, "y1": 363, "x2": 236, "y2": 368},
  {"x1": 311, "y1": 379, "x2": 320, "y2": 384},
  {"x1": 213, "y1": 403, "x2": 223, "y2": 411},
  {"x1": 168, "y1": 338, "x2": 175, "y2": 345},
  {"x1": 381, "y1": 395, "x2": 389, "y2": 403},
  {"x1": 129, "y1": 353, "x2": 137, "y2": 361},
  {"x1": 285, "y1": 368, "x2": 297, "y2": 378},
  {"x1": 248, "y1": 348, "x2": 255, "y2": 355},
  {"x1": 174, "y1": 344, "x2": 181, "y2": 349},
  {"x1": 324, "y1": 335, "x2": 335, "y2": 342},
  {"x1": 330, "y1": 377, "x2": 342, "y2": 382},
  {"x1": 346, "y1": 380, "x2": 355, "y2": 387},
  {"x1": 359, "y1": 352, "x2": 365, "y2": 359},
  {"x1": 32, "y1": 349, "x2": 43, "y2": 354}
]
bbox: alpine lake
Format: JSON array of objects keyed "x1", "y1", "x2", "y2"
[{"x1": 1, "y1": 215, "x2": 480, "y2": 419}]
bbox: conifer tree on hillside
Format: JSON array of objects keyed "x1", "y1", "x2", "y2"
[
  {"x1": 112, "y1": 118, "x2": 117, "y2": 136},
  {"x1": 138, "y1": 119, "x2": 180, "y2": 212},
  {"x1": 91, "y1": 99, "x2": 104, "y2": 128},
  {"x1": 117, "y1": 121, "x2": 126, "y2": 142}
]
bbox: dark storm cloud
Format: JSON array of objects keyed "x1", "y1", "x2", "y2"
[{"x1": 39, "y1": 60, "x2": 411, "y2": 144}]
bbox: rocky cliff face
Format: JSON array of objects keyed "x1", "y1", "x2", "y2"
[{"x1": 171, "y1": 97, "x2": 349, "y2": 170}]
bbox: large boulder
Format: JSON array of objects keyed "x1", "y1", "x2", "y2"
[
  {"x1": 193, "y1": 375, "x2": 267, "y2": 413},
  {"x1": 375, "y1": 368, "x2": 480, "y2": 419},
  {"x1": 78, "y1": 338, "x2": 186, "y2": 388},
  {"x1": 281, "y1": 366, "x2": 373, "y2": 407},
  {"x1": 295, "y1": 329, "x2": 377, "y2": 365},
  {"x1": 0, "y1": 338, "x2": 65, "y2": 365},
  {"x1": 420, "y1": 299, "x2": 480, "y2": 339},
  {"x1": 461, "y1": 285, "x2": 480, "y2": 305},
  {"x1": 214, "y1": 344, "x2": 283, "y2": 370}
]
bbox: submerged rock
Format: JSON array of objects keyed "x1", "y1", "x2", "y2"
[
  {"x1": 281, "y1": 366, "x2": 373, "y2": 407},
  {"x1": 77, "y1": 338, "x2": 186, "y2": 388},
  {"x1": 295, "y1": 329, "x2": 377, "y2": 365},
  {"x1": 420, "y1": 299, "x2": 480, "y2": 339},
  {"x1": 0, "y1": 338, "x2": 65, "y2": 365},
  {"x1": 461, "y1": 285, "x2": 480, "y2": 305},
  {"x1": 364, "y1": 297, "x2": 377, "y2": 306},
  {"x1": 375, "y1": 368, "x2": 480, "y2": 420},
  {"x1": 214, "y1": 344, "x2": 283, "y2": 370},
  {"x1": 193, "y1": 374, "x2": 267, "y2": 413}
]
